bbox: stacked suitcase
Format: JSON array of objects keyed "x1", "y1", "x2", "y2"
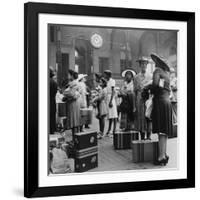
[
  {"x1": 74, "y1": 131, "x2": 98, "y2": 172},
  {"x1": 113, "y1": 130, "x2": 139, "y2": 150},
  {"x1": 131, "y1": 140, "x2": 159, "y2": 163},
  {"x1": 49, "y1": 134, "x2": 65, "y2": 148}
]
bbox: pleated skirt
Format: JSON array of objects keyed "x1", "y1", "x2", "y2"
[{"x1": 152, "y1": 94, "x2": 173, "y2": 137}]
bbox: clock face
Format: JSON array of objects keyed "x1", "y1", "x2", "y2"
[{"x1": 90, "y1": 33, "x2": 103, "y2": 48}]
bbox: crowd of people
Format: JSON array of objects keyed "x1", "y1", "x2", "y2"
[{"x1": 50, "y1": 53, "x2": 177, "y2": 166}]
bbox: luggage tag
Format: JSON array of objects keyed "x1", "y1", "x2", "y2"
[{"x1": 159, "y1": 78, "x2": 165, "y2": 88}]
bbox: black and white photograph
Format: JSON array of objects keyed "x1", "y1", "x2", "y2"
[
  {"x1": 23, "y1": 2, "x2": 195, "y2": 197},
  {"x1": 48, "y1": 25, "x2": 178, "y2": 174}
]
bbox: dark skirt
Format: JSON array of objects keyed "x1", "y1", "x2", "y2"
[
  {"x1": 152, "y1": 92, "x2": 173, "y2": 137},
  {"x1": 120, "y1": 112, "x2": 134, "y2": 130},
  {"x1": 50, "y1": 101, "x2": 56, "y2": 134}
]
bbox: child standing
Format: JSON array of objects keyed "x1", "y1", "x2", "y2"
[{"x1": 92, "y1": 78, "x2": 108, "y2": 139}]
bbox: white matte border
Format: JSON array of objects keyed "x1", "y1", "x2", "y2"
[{"x1": 39, "y1": 14, "x2": 187, "y2": 187}]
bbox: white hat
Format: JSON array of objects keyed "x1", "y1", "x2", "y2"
[
  {"x1": 121, "y1": 69, "x2": 136, "y2": 78},
  {"x1": 78, "y1": 74, "x2": 88, "y2": 81}
]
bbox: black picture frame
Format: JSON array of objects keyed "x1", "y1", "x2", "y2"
[{"x1": 24, "y1": 2, "x2": 195, "y2": 198}]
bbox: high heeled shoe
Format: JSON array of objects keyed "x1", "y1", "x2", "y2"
[
  {"x1": 165, "y1": 154, "x2": 169, "y2": 164},
  {"x1": 154, "y1": 157, "x2": 168, "y2": 166}
]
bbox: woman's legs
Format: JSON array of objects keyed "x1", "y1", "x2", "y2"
[
  {"x1": 113, "y1": 118, "x2": 117, "y2": 134},
  {"x1": 71, "y1": 127, "x2": 80, "y2": 141},
  {"x1": 79, "y1": 125, "x2": 83, "y2": 132},
  {"x1": 99, "y1": 118, "x2": 102, "y2": 133},
  {"x1": 107, "y1": 119, "x2": 112, "y2": 134},
  {"x1": 71, "y1": 127, "x2": 75, "y2": 141},
  {"x1": 146, "y1": 119, "x2": 152, "y2": 140},
  {"x1": 158, "y1": 133, "x2": 168, "y2": 160},
  {"x1": 140, "y1": 132, "x2": 145, "y2": 140},
  {"x1": 100, "y1": 117, "x2": 105, "y2": 134}
]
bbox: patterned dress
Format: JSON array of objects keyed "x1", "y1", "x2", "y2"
[
  {"x1": 63, "y1": 80, "x2": 81, "y2": 129},
  {"x1": 134, "y1": 72, "x2": 152, "y2": 132}
]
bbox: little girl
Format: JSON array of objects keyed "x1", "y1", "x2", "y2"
[{"x1": 92, "y1": 78, "x2": 108, "y2": 139}]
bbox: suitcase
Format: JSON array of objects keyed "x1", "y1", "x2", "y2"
[
  {"x1": 74, "y1": 131, "x2": 97, "y2": 150},
  {"x1": 49, "y1": 134, "x2": 65, "y2": 148},
  {"x1": 113, "y1": 130, "x2": 139, "y2": 150},
  {"x1": 80, "y1": 108, "x2": 93, "y2": 125},
  {"x1": 61, "y1": 141, "x2": 76, "y2": 159},
  {"x1": 58, "y1": 102, "x2": 67, "y2": 117},
  {"x1": 132, "y1": 140, "x2": 158, "y2": 163},
  {"x1": 75, "y1": 146, "x2": 98, "y2": 172}
]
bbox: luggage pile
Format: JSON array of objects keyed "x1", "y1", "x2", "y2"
[
  {"x1": 74, "y1": 131, "x2": 98, "y2": 172},
  {"x1": 131, "y1": 140, "x2": 158, "y2": 163},
  {"x1": 113, "y1": 130, "x2": 139, "y2": 150},
  {"x1": 49, "y1": 134, "x2": 73, "y2": 174},
  {"x1": 113, "y1": 130, "x2": 159, "y2": 164}
]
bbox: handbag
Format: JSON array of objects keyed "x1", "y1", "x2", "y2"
[{"x1": 145, "y1": 96, "x2": 153, "y2": 119}]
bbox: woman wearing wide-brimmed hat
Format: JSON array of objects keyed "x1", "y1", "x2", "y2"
[
  {"x1": 151, "y1": 53, "x2": 173, "y2": 165},
  {"x1": 118, "y1": 69, "x2": 136, "y2": 130},
  {"x1": 134, "y1": 57, "x2": 153, "y2": 140}
]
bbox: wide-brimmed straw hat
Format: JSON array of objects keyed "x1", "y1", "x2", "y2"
[
  {"x1": 150, "y1": 53, "x2": 170, "y2": 72},
  {"x1": 78, "y1": 74, "x2": 88, "y2": 81},
  {"x1": 121, "y1": 69, "x2": 136, "y2": 78},
  {"x1": 136, "y1": 56, "x2": 149, "y2": 63}
]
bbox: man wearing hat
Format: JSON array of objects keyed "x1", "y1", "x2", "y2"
[
  {"x1": 134, "y1": 57, "x2": 152, "y2": 140},
  {"x1": 104, "y1": 70, "x2": 118, "y2": 137}
]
